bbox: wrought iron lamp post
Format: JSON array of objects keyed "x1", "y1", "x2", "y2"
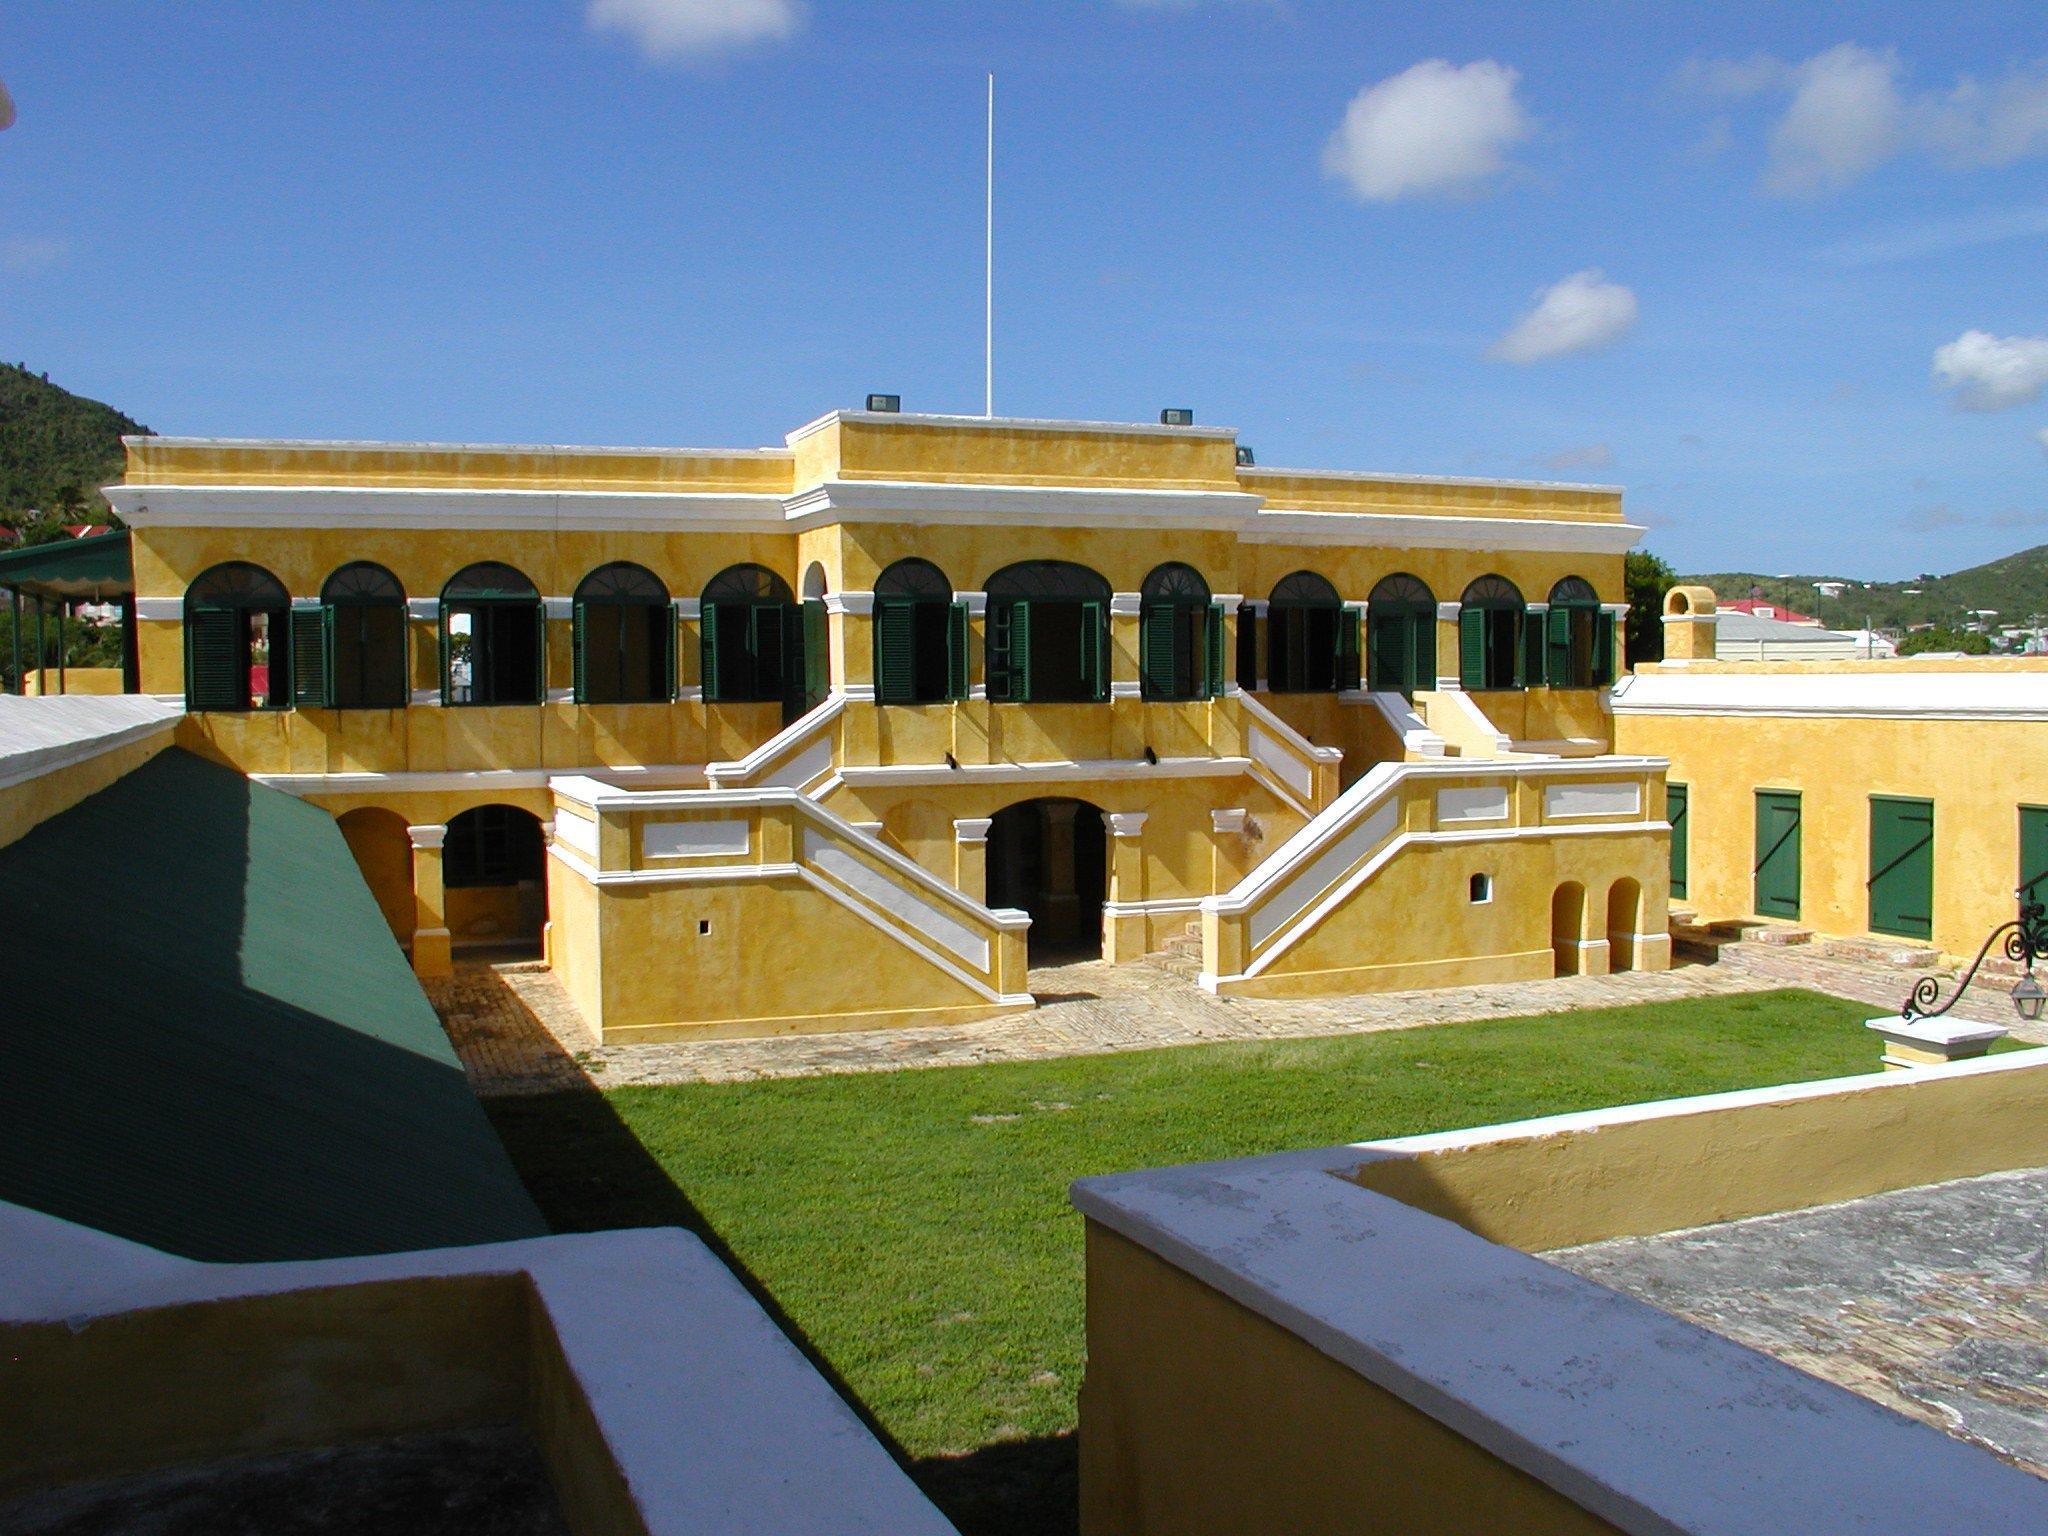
[{"x1": 1900, "y1": 891, "x2": 2048, "y2": 1024}]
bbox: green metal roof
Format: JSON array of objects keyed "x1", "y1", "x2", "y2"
[
  {"x1": 0, "y1": 748, "x2": 547, "y2": 1261},
  {"x1": 0, "y1": 528, "x2": 133, "y2": 603}
]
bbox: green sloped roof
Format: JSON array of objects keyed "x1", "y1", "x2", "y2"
[
  {"x1": 0, "y1": 528, "x2": 132, "y2": 602},
  {"x1": 0, "y1": 748, "x2": 547, "y2": 1261}
]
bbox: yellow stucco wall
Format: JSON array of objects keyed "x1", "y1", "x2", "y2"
[
  {"x1": 1078, "y1": 1222, "x2": 1626, "y2": 1536},
  {"x1": 1613, "y1": 691, "x2": 2044, "y2": 958},
  {"x1": 1347, "y1": 1054, "x2": 2048, "y2": 1253},
  {"x1": 0, "y1": 730, "x2": 174, "y2": 851}
]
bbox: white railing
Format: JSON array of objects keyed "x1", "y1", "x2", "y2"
[
  {"x1": 1230, "y1": 688, "x2": 1343, "y2": 815},
  {"x1": 704, "y1": 694, "x2": 843, "y2": 794}
]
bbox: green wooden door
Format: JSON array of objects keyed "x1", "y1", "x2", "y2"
[
  {"x1": 1868, "y1": 797, "x2": 1933, "y2": 939},
  {"x1": 1667, "y1": 783, "x2": 1688, "y2": 899},
  {"x1": 2019, "y1": 806, "x2": 2048, "y2": 908},
  {"x1": 1753, "y1": 790, "x2": 1802, "y2": 919}
]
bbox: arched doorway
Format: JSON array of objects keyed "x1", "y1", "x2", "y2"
[
  {"x1": 1551, "y1": 881, "x2": 1586, "y2": 977},
  {"x1": 444, "y1": 804, "x2": 548, "y2": 958},
  {"x1": 1606, "y1": 877, "x2": 1642, "y2": 973},
  {"x1": 987, "y1": 797, "x2": 1108, "y2": 960},
  {"x1": 337, "y1": 807, "x2": 415, "y2": 949}
]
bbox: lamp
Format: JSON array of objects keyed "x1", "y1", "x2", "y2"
[
  {"x1": 2011, "y1": 972, "x2": 2046, "y2": 1023},
  {"x1": 1900, "y1": 891, "x2": 2048, "y2": 1024}
]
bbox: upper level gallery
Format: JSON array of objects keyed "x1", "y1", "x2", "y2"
[{"x1": 106, "y1": 408, "x2": 1642, "y2": 781}]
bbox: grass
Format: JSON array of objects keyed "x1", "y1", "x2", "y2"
[{"x1": 485, "y1": 987, "x2": 1884, "y2": 1535}]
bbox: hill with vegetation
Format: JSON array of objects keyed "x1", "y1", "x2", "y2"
[
  {"x1": 0, "y1": 362, "x2": 148, "y2": 523},
  {"x1": 1687, "y1": 544, "x2": 2048, "y2": 633}
]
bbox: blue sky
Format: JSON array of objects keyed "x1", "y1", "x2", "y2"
[{"x1": 2, "y1": 1, "x2": 2045, "y2": 576}]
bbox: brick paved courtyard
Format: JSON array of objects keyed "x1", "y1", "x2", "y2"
[{"x1": 425, "y1": 932, "x2": 2045, "y2": 1098}]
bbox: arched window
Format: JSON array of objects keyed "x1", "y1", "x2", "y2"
[
  {"x1": 1367, "y1": 573, "x2": 1436, "y2": 695},
  {"x1": 573, "y1": 562, "x2": 673, "y2": 705},
  {"x1": 1266, "y1": 571, "x2": 1358, "y2": 694},
  {"x1": 441, "y1": 563, "x2": 543, "y2": 707},
  {"x1": 1458, "y1": 575, "x2": 1527, "y2": 691},
  {"x1": 309, "y1": 562, "x2": 409, "y2": 710},
  {"x1": 184, "y1": 562, "x2": 290, "y2": 712},
  {"x1": 874, "y1": 558, "x2": 965, "y2": 706},
  {"x1": 1139, "y1": 563, "x2": 1222, "y2": 701},
  {"x1": 984, "y1": 560, "x2": 1111, "y2": 703},
  {"x1": 701, "y1": 564, "x2": 799, "y2": 708},
  {"x1": 1543, "y1": 575, "x2": 1612, "y2": 689}
]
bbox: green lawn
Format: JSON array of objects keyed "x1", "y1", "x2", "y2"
[{"x1": 486, "y1": 988, "x2": 1884, "y2": 1535}]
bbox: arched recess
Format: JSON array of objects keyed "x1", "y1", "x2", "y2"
[
  {"x1": 986, "y1": 796, "x2": 1109, "y2": 959},
  {"x1": 443, "y1": 803, "x2": 548, "y2": 956},
  {"x1": 1139, "y1": 562, "x2": 1222, "y2": 701},
  {"x1": 1606, "y1": 877, "x2": 1642, "y2": 973},
  {"x1": 1367, "y1": 572, "x2": 1436, "y2": 695},
  {"x1": 1551, "y1": 881, "x2": 1587, "y2": 977},
  {"x1": 701, "y1": 564, "x2": 801, "y2": 714},
  {"x1": 874, "y1": 558, "x2": 965, "y2": 705},
  {"x1": 1459, "y1": 575, "x2": 1527, "y2": 692},
  {"x1": 441, "y1": 562, "x2": 543, "y2": 706},
  {"x1": 574, "y1": 561, "x2": 673, "y2": 705},
  {"x1": 984, "y1": 560, "x2": 1112, "y2": 703},
  {"x1": 337, "y1": 806, "x2": 416, "y2": 948},
  {"x1": 317, "y1": 562, "x2": 409, "y2": 709},
  {"x1": 184, "y1": 562, "x2": 290, "y2": 712},
  {"x1": 799, "y1": 561, "x2": 830, "y2": 709},
  {"x1": 1267, "y1": 570, "x2": 1357, "y2": 694}
]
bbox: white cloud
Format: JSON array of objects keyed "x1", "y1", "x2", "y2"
[
  {"x1": 1681, "y1": 47, "x2": 2048, "y2": 195},
  {"x1": 2036, "y1": 426, "x2": 2048, "y2": 458},
  {"x1": 1488, "y1": 270, "x2": 1638, "y2": 365},
  {"x1": 1322, "y1": 59, "x2": 1533, "y2": 202},
  {"x1": 0, "y1": 77, "x2": 14, "y2": 132},
  {"x1": 585, "y1": 0, "x2": 800, "y2": 63},
  {"x1": 0, "y1": 238, "x2": 67, "y2": 273},
  {"x1": 1922, "y1": 63, "x2": 2048, "y2": 168},
  {"x1": 1764, "y1": 43, "x2": 1903, "y2": 195},
  {"x1": 1818, "y1": 204, "x2": 2048, "y2": 265},
  {"x1": 1538, "y1": 443, "x2": 1615, "y2": 472},
  {"x1": 1932, "y1": 330, "x2": 2048, "y2": 411}
]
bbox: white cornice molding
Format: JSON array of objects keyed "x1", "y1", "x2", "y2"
[
  {"x1": 781, "y1": 479, "x2": 1261, "y2": 531},
  {"x1": 839, "y1": 755, "x2": 1252, "y2": 788},
  {"x1": 110, "y1": 484, "x2": 787, "y2": 532},
  {"x1": 1238, "y1": 463, "x2": 1622, "y2": 495},
  {"x1": 1610, "y1": 671, "x2": 2048, "y2": 721},
  {"x1": 1244, "y1": 510, "x2": 1644, "y2": 556},
  {"x1": 127, "y1": 434, "x2": 794, "y2": 460}
]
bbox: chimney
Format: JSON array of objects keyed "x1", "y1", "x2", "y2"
[{"x1": 1662, "y1": 585, "x2": 1718, "y2": 662}]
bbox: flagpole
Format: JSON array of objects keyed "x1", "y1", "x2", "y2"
[{"x1": 984, "y1": 72, "x2": 994, "y2": 419}]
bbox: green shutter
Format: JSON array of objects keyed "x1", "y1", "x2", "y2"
[
  {"x1": 1081, "y1": 600, "x2": 1106, "y2": 701},
  {"x1": 1009, "y1": 601, "x2": 1032, "y2": 701},
  {"x1": 1868, "y1": 797, "x2": 1934, "y2": 940},
  {"x1": 186, "y1": 608, "x2": 241, "y2": 711},
  {"x1": 803, "y1": 598, "x2": 827, "y2": 705},
  {"x1": 534, "y1": 601, "x2": 549, "y2": 700},
  {"x1": 1204, "y1": 602, "x2": 1225, "y2": 698},
  {"x1": 2022, "y1": 807, "x2": 2048, "y2": 907},
  {"x1": 699, "y1": 602, "x2": 722, "y2": 702},
  {"x1": 664, "y1": 602, "x2": 679, "y2": 700},
  {"x1": 948, "y1": 601, "x2": 969, "y2": 700},
  {"x1": 1595, "y1": 611, "x2": 1617, "y2": 686},
  {"x1": 1140, "y1": 603, "x2": 1178, "y2": 699},
  {"x1": 1754, "y1": 790, "x2": 1802, "y2": 919},
  {"x1": 437, "y1": 606, "x2": 453, "y2": 705},
  {"x1": 1458, "y1": 607, "x2": 1484, "y2": 690},
  {"x1": 1667, "y1": 783, "x2": 1689, "y2": 899},
  {"x1": 1236, "y1": 605, "x2": 1258, "y2": 688},
  {"x1": 874, "y1": 598, "x2": 915, "y2": 704},
  {"x1": 1519, "y1": 609, "x2": 1542, "y2": 689},
  {"x1": 1336, "y1": 608, "x2": 1362, "y2": 691},
  {"x1": 571, "y1": 599, "x2": 588, "y2": 704},
  {"x1": 290, "y1": 602, "x2": 326, "y2": 708},
  {"x1": 1546, "y1": 606, "x2": 1571, "y2": 687}
]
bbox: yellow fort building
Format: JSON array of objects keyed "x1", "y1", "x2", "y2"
[{"x1": 105, "y1": 405, "x2": 1673, "y2": 1041}]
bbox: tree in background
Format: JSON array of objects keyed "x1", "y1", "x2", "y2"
[
  {"x1": 1897, "y1": 627, "x2": 1991, "y2": 657},
  {"x1": 1625, "y1": 550, "x2": 1676, "y2": 664}
]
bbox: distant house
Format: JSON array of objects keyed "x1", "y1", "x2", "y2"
[
  {"x1": 1712, "y1": 609, "x2": 1894, "y2": 660},
  {"x1": 1721, "y1": 598, "x2": 1821, "y2": 626}
]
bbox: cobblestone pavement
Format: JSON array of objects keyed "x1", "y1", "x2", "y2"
[{"x1": 427, "y1": 935, "x2": 2048, "y2": 1099}]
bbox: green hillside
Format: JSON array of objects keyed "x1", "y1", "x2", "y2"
[
  {"x1": 1689, "y1": 544, "x2": 2048, "y2": 633},
  {"x1": 0, "y1": 363, "x2": 148, "y2": 520}
]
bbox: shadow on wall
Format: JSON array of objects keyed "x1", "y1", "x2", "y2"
[{"x1": 476, "y1": 975, "x2": 1077, "y2": 1536}]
